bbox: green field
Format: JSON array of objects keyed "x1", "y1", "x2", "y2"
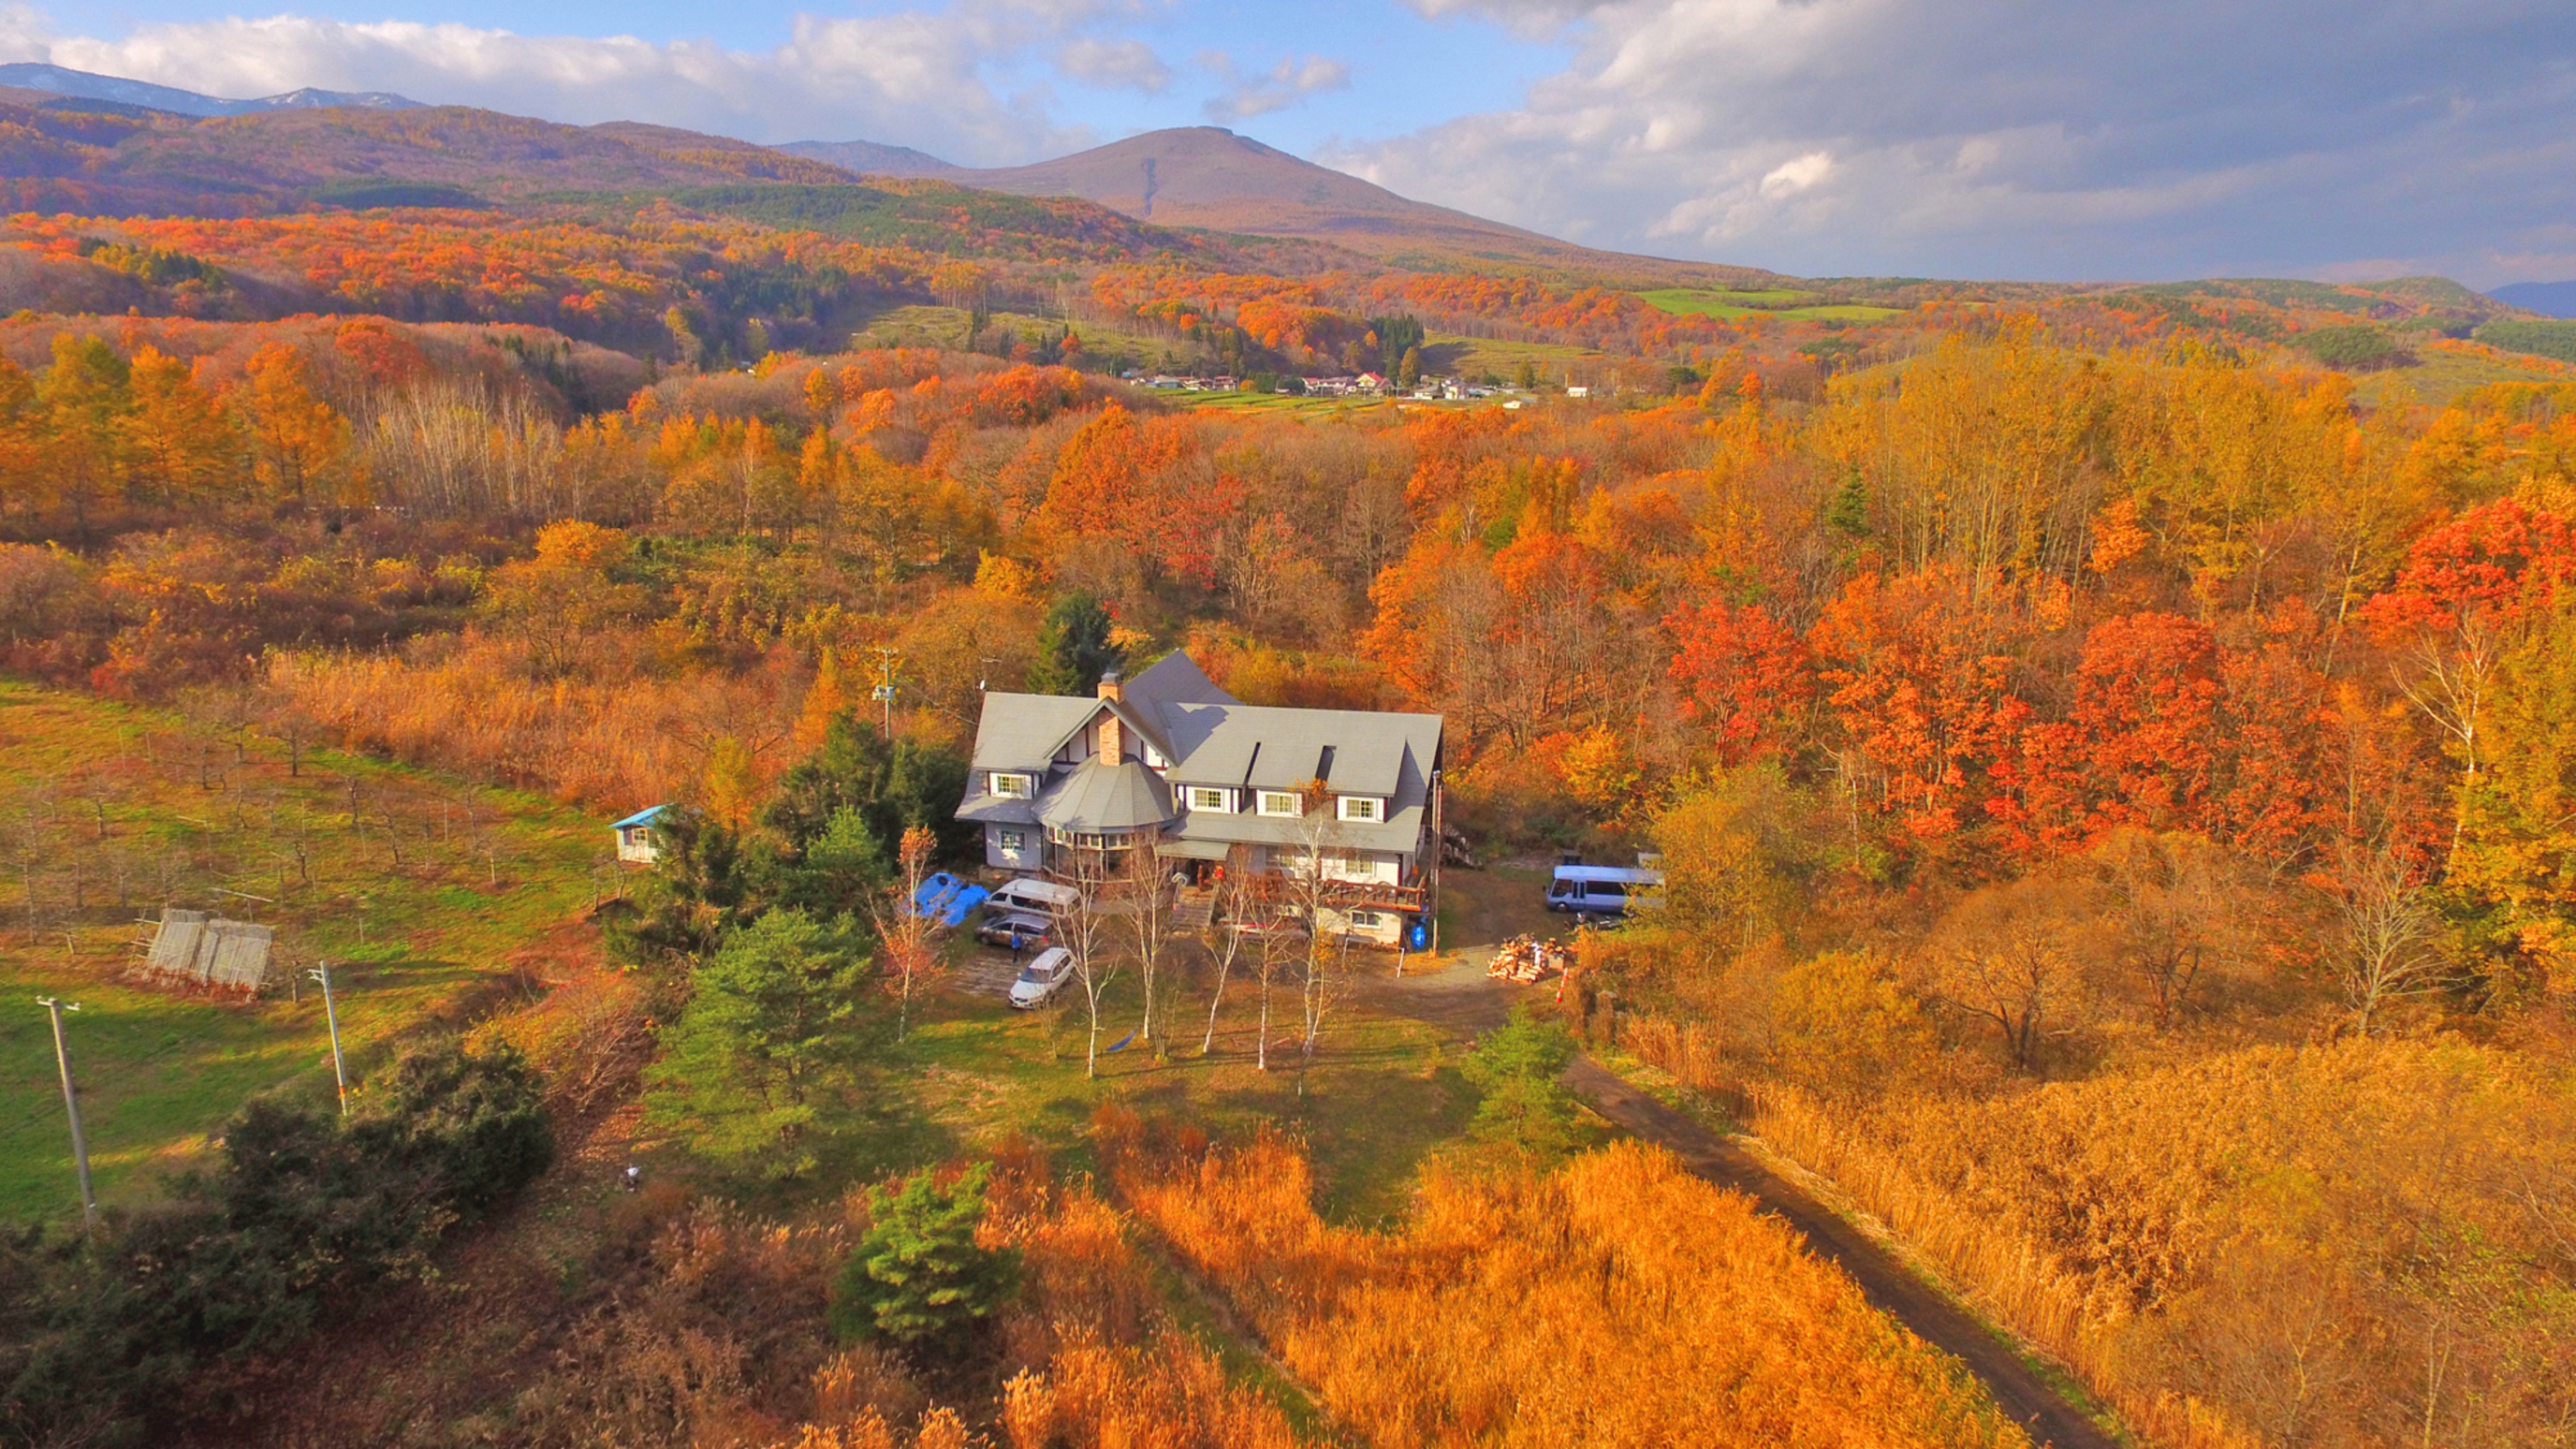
[
  {"x1": 0, "y1": 681, "x2": 606, "y2": 1222},
  {"x1": 1167, "y1": 388, "x2": 1385, "y2": 417},
  {"x1": 1637, "y1": 288, "x2": 1907, "y2": 323},
  {"x1": 1418, "y1": 329, "x2": 1613, "y2": 386},
  {"x1": 845, "y1": 302, "x2": 1191, "y2": 374}
]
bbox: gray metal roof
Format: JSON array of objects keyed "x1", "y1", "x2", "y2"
[
  {"x1": 957, "y1": 793, "x2": 1038, "y2": 826},
  {"x1": 969, "y1": 692, "x2": 1102, "y2": 771},
  {"x1": 1125, "y1": 651, "x2": 1239, "y2": 722},
  {"x1": 959, "y1": 653, "x2": 1442, "y2": 852},
  {"x1": 1037, "y1": 758, "x2": 1178, "y2": 832},
  {"x1": 971, "y1": 692, "x2": 1181, "y2": 773},
  {"x1": 1162, "y1": 702, "x2": 1439, "y2": 799}
]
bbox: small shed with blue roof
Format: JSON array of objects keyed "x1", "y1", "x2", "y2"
[{"x1": 613, "y1": 805, "x2": 668, "y2": 865}]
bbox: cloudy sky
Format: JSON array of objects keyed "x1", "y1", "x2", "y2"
[{"x1": 9, "y1": 0, "x2": 2575, "y2": 285}]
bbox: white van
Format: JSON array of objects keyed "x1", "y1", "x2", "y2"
[
  {"x1": 987, "y1": 877, "x2": 1080, "y2": 916},
  {"x1": 1545, "y1": 864, "x2": 1663, "y2": 918}
]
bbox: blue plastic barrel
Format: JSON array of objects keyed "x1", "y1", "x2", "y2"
[{"x1": 1405, "y1": 917, "x2": 1430, "y2": 951}]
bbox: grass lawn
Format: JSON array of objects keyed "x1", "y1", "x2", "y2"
[
  {"x1": 641, "y1": 866, "x2": 1584, "y2": 1226},
  {"x1": 0, "y1": 681, "x2": 607, "y2": 1223},
  {"x1": 662, "y1": 935, "x2": 1479, "y2": 1229},
  {"x1": 1636, "y1": 287, "x2": 1907, "y2": 323}
]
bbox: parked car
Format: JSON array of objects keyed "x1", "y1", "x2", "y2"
[
  {"x1": 1008, "y1": 946, "x2": 1074, "y2": 1009},
  {"x1": 975, "y1": 910, "x2": 1053, "y2": 950}
]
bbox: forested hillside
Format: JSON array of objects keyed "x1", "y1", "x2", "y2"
[{"x1": 2, "y1": 86, "x2": 2573, "y2": 1449}]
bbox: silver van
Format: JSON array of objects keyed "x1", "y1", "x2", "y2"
[
  {"x1": 987, "y1": 877, "x2": 1081, "y2": 916},
  {"x1": 1545, "y1": 864, "x2": 1663, "y2": 918}
]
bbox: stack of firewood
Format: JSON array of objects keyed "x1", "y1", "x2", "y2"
[{"x1": 1486, "y1": 934, "x2": 1571, "y2": 983}]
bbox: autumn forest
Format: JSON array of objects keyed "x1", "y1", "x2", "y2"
[{"x1": 2, "y1": 95, "x2": 2575, "y2": 1449}]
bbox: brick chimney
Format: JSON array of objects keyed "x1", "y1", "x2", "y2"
[{"x1": 1096, "y1": 671, "x2": 1123, "y2": 764}]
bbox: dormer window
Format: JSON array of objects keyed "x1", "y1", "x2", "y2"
[
  {"x1": 989, "y1": 771, "x2": 1034, "y2": 799},
  {"x1": 1185, "y1": 786, "x2": 1232, "y2": 812},
  {"x1": 1337, "y1": 796, "x2": 1383, "y2": 823},
  {"x1": 1256, "y1": 791, "x2": 1303, "y2": 818}
]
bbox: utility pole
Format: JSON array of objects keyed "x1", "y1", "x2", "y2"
[
  {"x1": 1427, "y1": 767, "x2": 1444, "y2": 956},
  {"x1": 870, "y1": 646, "x2": 900, "y2": 738},
  {"x1": 37, "y1": 997, "x2": 95, "y2": 1232},
  {"x1": 308, "y1": 962, "x2": 348, "y2": 1114}
]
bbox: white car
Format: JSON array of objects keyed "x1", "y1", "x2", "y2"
[{"x1": 1007, "y1": 946, "x2": 1075, "y2": 1010}]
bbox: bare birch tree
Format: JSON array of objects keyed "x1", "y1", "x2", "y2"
[
  {"x1": 1050, "y1": 852, "x2": 1120, "y2": 1077},
  {"x1": 1251, "y1": 917, "x2": 1287, "y2": 1073},
  {"x1": 1121, "y1": 833, "x2": 1176, "y2": 1051},
  {"x1": 2326, "y1": 837, "x2": 2451, "y2": 1035},
  {"x1": 1276, "y1": 781, "x2": 1358, "y2": 1089},
  {"x1": 1199, "y1": 848, "x2": 1254, "y2": 1055}
]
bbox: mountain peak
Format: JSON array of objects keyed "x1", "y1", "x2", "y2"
[{"x1": 0, "y1": 62, "x2": 420, "y2": 118}]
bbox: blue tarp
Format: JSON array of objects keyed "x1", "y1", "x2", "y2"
[
  {"x1": 906, "y1": 872, "x2": 989, "y2": 927},
  {"x1": 936, "y1": 884, "x2": 988, "y2": 927},
  {"x1": 908, "y1": 871, "x2": 962, "y2": 917}
]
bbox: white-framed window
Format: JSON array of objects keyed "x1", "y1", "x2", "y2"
[
  {"x1": 989, "y1": 771, "x2": 1034, "y2": 799},
  {"x1": 998, "y1": 827, "x2": 1027, "y2": 852},
  {"x1": 1144, "y1": 741, "x2": 1171, "y2": 768},
  {"x1": 1185, "y1": 786, "x2": 1231, "y2": 812},
  {"x1": 1348, "y1": 910, "x2": 1383, "y2": 929},
  {"x1": 1337, "y1": 796, "x2": 1383, "y2": 823},
  {"x1": 1256, "y1": 790, "x2": 1302, "y2": 818}
]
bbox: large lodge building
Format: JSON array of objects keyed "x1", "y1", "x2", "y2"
[{"x1": 954, "y1": 652, "x2": 1443, "y2": 944}]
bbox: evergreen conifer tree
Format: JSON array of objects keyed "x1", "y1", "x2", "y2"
[{"x1": 830, "y1": 1164, "x2": 1020, "y2": 1345}]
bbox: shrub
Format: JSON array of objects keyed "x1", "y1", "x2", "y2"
[
  {"x1": 2291, "y1": 324, "x2": 2415, "y2": 372},
  {"x1": 0, "y1": 1043, "x2": 551, "y2": 1445},
  {"x1": 1459, "y1": 1007, "x2": 1585, "y2": 1162},
  {"x1": 352, "y1": 1041, "x2": 554, "y2": 1218},
  {"x1": 830, "y1": 1164, "x2": 1021, "y2": 1348}
]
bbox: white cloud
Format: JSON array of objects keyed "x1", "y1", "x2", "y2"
[
  {"x1": 0, "y1": 3, "x2": 1102, "y2": 164},
  {"x1": 1758, "y1": 152, "x2": 1831, "y2": 198},
  {"x1": 1198, "y1": 50, "x2": 1352, "y2": 122},
  {"x1": 1399, "y1": 0, "x2": 1616, "y2": 41},
  {"x1": 1057, "y1": 36, "x2": 1170, "y2": 93},
  {"x1": 1330, "y1": 0, "x2": 2576, "y2": 285}
]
